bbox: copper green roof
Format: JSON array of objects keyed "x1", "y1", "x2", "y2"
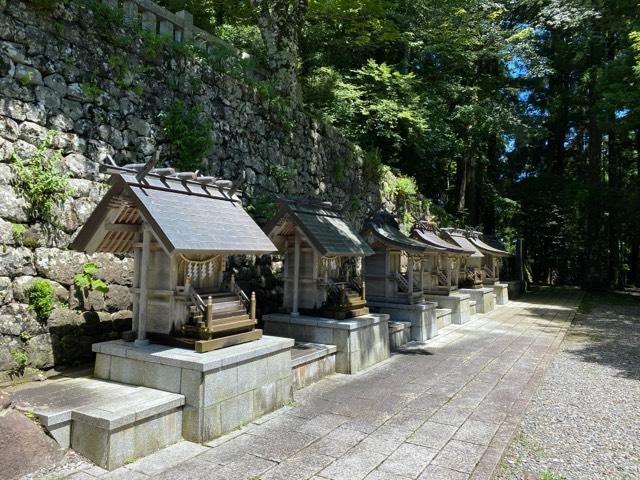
[
  {"x1": 362, "y1": 220, "x2": 438, "y2": 254},
  {"x1": 265, "y1": 200, "x2": 374, "y2": 257}
]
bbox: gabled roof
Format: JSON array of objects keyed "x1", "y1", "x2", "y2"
[
  {"x1": 71, "y1": 173, "x2": 276, "y2": 256},
  {"x1": 362, "y1": 217, "x2": 438, "y2": 255},
  {"x1": 441, "y1": 229, "x2": 484, "y2": 259},
  {"x1": 469, "y1": 233, "x2": 510, "y2": 257},
  {"x1": 410, "y1": 222, "x2": 473, "y2": 255},
  {"x1": 264, "y1": 200, "x2": 374, "y2": 257}
]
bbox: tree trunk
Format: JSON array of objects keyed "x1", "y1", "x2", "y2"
[
  {"x1": 251, "y1": 0, "x2": 307, "y2": 105},
  {"x1": 608, "y1": 127, "x2": 621, "y2": 288}
]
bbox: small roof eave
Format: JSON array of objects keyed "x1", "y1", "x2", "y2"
[
  {"x1": 469, "y1": 237, "x2": 510, "y2": 257},
  {"x1": 411, "y1": 228, "x2": 473, "y2": 255},
  {"x1": 362, "y1": 223, "x2": 438, "y2": 255}
]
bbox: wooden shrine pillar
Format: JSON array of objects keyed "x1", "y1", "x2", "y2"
[
  {"x1": 292, "y1": 228, "x2": 301, "y2": 316},
  {"x1": 419, "y1": 257, "x2": 425, "y2": 292},
  {"x1": 407, "y1": 255, "x2": 414, "y2": 300},
  {"x1": 136, "y1": 226, "x2": 151, "y2": 345},
  {"x1": 131, "y1": 232, "x2": 141, "y2": 335}
]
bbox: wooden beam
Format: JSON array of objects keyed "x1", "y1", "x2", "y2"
[
  {"x1": 292, "y1": 228, "x2": 301, "y2": 316},
  {"x1": 136, "y1": 226, "x2": 151, "y2": 345},
  {"x1": 195, "y1": 329, "x2": 262, "y2": 353},
  {"x1": 106, "y1": 223, "x2": 141, "y2": 233}
]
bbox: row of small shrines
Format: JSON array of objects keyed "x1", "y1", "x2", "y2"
[{"x1": 73, "y1": 166, "x2": 509, "y2": 353}]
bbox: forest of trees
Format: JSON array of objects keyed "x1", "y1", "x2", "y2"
[{"x1": 157, "y1": 0, "x2": 640, "y2": 291}]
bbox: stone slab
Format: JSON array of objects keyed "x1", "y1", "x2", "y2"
[
  {"x1": 424, "y1": 293, "x2": 471, "y2": 325},
  {"x1": 459, "y1": 288, "x2": 495, "y2": 314},
  {"x1": 92, "y1": 335, "x2": 295, "y2": 373},
  {"x1": 367, "y1": 301, "x2": 437, "y2": 342},
  {"x1": 263, "y1": 313, "x2": 390, "y2": 374}
]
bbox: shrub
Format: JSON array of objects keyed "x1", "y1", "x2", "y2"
[
  {"x1": 159, "y1": 100, "x2": 214, "y2": 172},
  {"x1": 74, "y1": 262, "x2": 109, "y2": 295},
  {"x1": 11, "y1": 350, "x2": 28, "y2": 373},
  {"x1": 27, "y1": 279, "x2": 55, "y2": 321},
  {"x1": 11, "y1": 131, "x2": 74, "y2": 223},
  {"x1": 11, "y1": 223, "x2": 26, "y2": 245}
]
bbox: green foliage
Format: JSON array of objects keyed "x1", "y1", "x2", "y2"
[
  {"x1": 74, "y1": 263, "x2": 110, "y2": 296},
  {"x1": 81, "y1": 81, "x2": 102, "y2": 99},
  {"x1": 20, "y1": 331, "x2": 31, "y2": 343},
  {"x1": 18, "y1": 71, "x2": 34, "y2": 87},
  {"x1": 11, "y1": 131, "x2": 74, "y2": 224},
  {"x1": 159, "y1": 100, "x2": 214, "y2": 172},
  {"x1": 27, "y1": 279, "x2": 55, "y2": 321},
  {"x1": 246, "y1": 194, "x2": 278, "y2": 224},
  {"x1": 11, "y1": 350, "x2": 28, "y2": 372},
  {"x1": 88, "y1": 0, "x2": 127, "y2": 47},
  {"x1": 539, "y1": 471, "x2": 565, "y2": 480},
  {"x1": 11, "y1": 224, "x2": 26, "y2": 245},
  {"x1": 362, "y1": 148, "x2": 384, "y2": 183},
  {"x1": 28, "y1": 0, "x2": 65, "y2": 12}
]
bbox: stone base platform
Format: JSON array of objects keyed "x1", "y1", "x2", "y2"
[
  {"x1": 388, "y1": 321, "x2": 412, "y2": 350},
  {"x1": 291, "y1": 343, "x2": 337, "y2": 390},
  {"x1": 424, "y1": 293, "x2": 471, "y2": 325},
  {"x1": 263, "y1": 313, "x2": 390, "y2": 374},
  {"x1": 470, "y1": 300, "x2": 477, "y2": 315},
  {"x1": 11, "y1": 377, "x2": 184, "y2": 470},
  {"x1": 367, "y1": 301, "x2": 437, "y2": 342},
  {"x1": 491, "y1": 283, "x2": 509, "y2": 304},
  {"x1": 459, "y1": 288, "x2": 496, "y2": 314},
  {"x1": 92, "y1": 336, "x2": 294, "y2": 443}
]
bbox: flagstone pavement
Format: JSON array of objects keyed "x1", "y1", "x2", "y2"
[{"x1": 41, "y1": 289, "x2": 582, "y2": 480}]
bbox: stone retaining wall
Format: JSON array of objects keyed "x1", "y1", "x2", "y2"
[{"x1": 0, "y1": 0, "x2": 384, "y2": 375}]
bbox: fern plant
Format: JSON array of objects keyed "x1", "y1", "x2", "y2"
[{"x1": 11, "y1": 130, "x2": 74, "y2": 223}]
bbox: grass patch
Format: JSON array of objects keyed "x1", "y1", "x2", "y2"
[{"x1": 540, "y1": 470, "x2": 565, "y2": 480}]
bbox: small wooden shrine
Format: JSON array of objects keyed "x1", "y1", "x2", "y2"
[
  {"x1": 264, "y1": 199, "x2": 374, "y2": 319},
  {"x1": 441, "y1": 228, "x2": 485, "y2": 287},
  {"x1": 466, "y1": 231, "x2": 510, "y2": 284},
  {"x1": 71, "y1": 166, "x2": 276, "y2": 352},
  {"x1": 410, "y1": 221, "x2": 474, "y2": 293},
  {"x1": 360, "y1": 214, "x2": 433, "y2": 304}
]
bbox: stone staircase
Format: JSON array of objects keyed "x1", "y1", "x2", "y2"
[
  {"x1": 335, "y1": 287, "x2": 370, "y2": 319},
  {"x1": 12, "y1": 377, "x2": 184, "y2": 470}
]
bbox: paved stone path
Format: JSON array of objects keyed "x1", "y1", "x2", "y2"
[
  {"x1": 497, "y1": 296, "x2": 640, "y2": 480},
  {"x1": 29, "y1": 289, "x2": 581, "y2": 480}
]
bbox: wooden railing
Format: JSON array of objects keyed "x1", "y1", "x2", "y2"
[
  {"x1": 229, "y1": 274, "x2": 256, "y2": 321},
  {"x1": 393, "y1": 272, "x2": 409, "y2": 292}
]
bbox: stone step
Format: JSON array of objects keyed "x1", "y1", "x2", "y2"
[
  {"x1": 291, "y1": 342, "x2": 337, "y2": 390},
  {"x1": 436, "y1": 308, "x2": 452, "y2": 330},
  {"x1": 11, "y1": 378, "x2": 185, "y2": 470}
]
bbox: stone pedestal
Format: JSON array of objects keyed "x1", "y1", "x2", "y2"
[
  {"x1": 459, "y1": 288, "x2": 495, "y2": 314},
  {"x1": 424, "y1": 293, "x2": 471, "y2": 325},
  {"x1": 506, "y1": 280, "x2": 525, "y2": 299},
  {"x1": 491, "y1": 283, "x2": 509, "y2": 305},
  {"x1": 367, "y1": 301, "x2": 437, "y2": 342},
  {"x1": 92, "y1": 336, "x2": 294, "y2": 443},
  {"x1": 262, "y1": 313, "x2": 390, "y2": 374}
]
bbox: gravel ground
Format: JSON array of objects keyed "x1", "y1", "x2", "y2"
[{"x1": 497, "y1": 297, "x2": 640, "y2": 480}]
